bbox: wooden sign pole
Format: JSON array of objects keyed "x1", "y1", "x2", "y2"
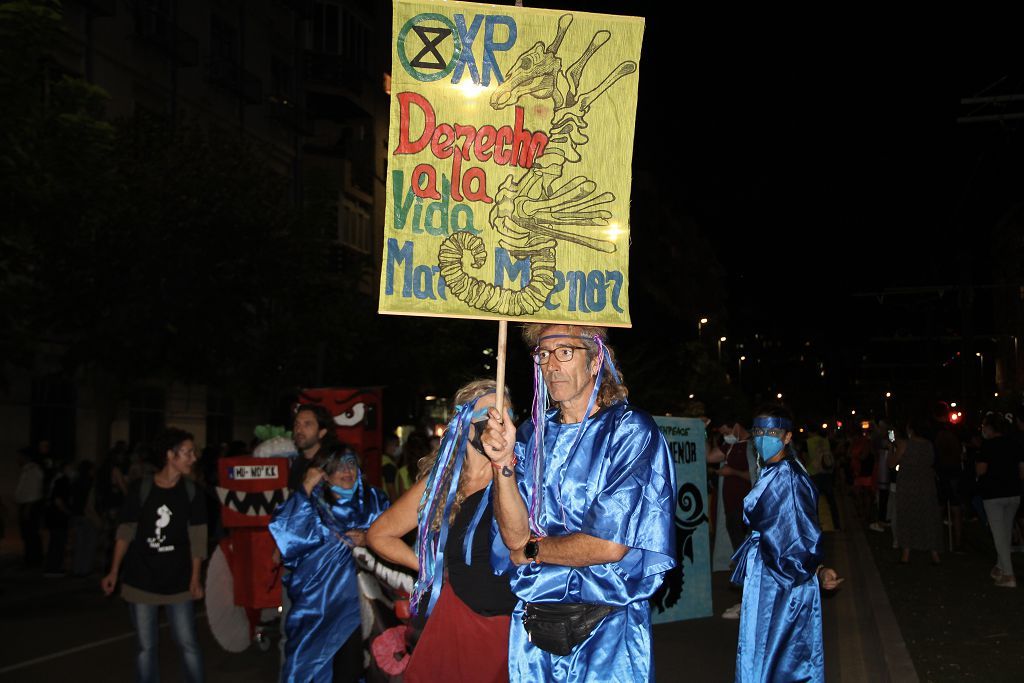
[{"x1": 495, "y1": 320, "x2": 508, "y2": 418}]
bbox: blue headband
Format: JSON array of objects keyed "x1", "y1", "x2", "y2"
[{"x1": 753, "y1": 416, "x2": 792, "y2": 431}]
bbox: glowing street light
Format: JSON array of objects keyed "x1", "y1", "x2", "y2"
[
  {"x1": 776, "y1": 392, "x2": 783, "y2": 400},
  {"x1": 698, "y1": 317, "x2": 709, "y2": 337},
  {"x1": 718, "y1": 336, "x2": 727, "y2": 360}
]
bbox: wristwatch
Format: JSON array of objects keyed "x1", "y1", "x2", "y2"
[{"x1": 524, "y1": 537, "x2": 540, "y2": 562}]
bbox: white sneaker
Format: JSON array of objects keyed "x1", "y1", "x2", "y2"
[
  {"x1": 995, "y1": 574, "x2": 1017, "y2": 588},
  {"x1": 721, "y1": 602, "x2": 742, "y2": 619},
  {"x1": 868, "y1": 523, "x2": 885, "y2": 532}
]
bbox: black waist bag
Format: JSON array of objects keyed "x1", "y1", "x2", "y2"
[{"x1": 522, "y1": 602, "x2": 617, "y2": 656}]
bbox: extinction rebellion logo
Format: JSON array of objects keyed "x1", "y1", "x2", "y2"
[{"x1": 397, "y1": 12, "x2": 517, "y2": 85}]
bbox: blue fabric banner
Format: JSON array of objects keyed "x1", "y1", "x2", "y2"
[{"x1": 650, "y1": 416, "x2": 712, "y2": 623}]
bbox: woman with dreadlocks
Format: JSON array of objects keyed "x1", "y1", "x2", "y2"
[
  {"x1": 269, "y1": 448, "x2": 389, "y2": 682},
  {"x1": 367, "y1": 379, "x2": 517, "y2": 683}
]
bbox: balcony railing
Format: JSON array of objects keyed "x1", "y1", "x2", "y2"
[
  {"x1": 70, "y1": 0, "x2": 117, "y2": 17},
  {"x1": 132, "y1": 3, "x2": 198, "y2": 67},
  {"x1": 304, "y1": 51, "x2": 365, "y2": 95},
  {"x1": 207, "y1": 55, "x2": 263, "y2": 105},
  {"x1": 267, "y1": 98, "x2": 314, "y2": 136}
]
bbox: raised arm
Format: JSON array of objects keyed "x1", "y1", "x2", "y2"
[
  {"x1": 482, "y1": 407, "x2": 531, "y2": 552},
  {"x1": 367, "y1": 478, "x2": 424, "y2": 571}
]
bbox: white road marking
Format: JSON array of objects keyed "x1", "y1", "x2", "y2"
[{"x1": 0, "y1": 610, "x2": 206, "y2": 674}]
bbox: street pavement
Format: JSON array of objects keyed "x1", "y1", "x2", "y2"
[{"x1": 13, "y1": 488, "x2": 1018, "y2": 682}]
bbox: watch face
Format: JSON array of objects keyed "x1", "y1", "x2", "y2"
[{"x1": 525, "y1": 540, "x2": 538, "y2": 559}]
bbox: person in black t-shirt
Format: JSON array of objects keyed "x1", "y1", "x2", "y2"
[
  {"x1": 43, "y1": 460, "x2": 74, "y2": 576},
  {"x1": 977, "y1": 412, "x2": 1024, "y2": 588},
  {"x1": 101, "y1": 428, "x2": 207, "y2": 682}
]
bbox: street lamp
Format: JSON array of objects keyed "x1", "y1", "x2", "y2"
[
  {"x1": 776, "y1": 392, "x2": 783, "y2": 400},
  {"x1": 718, "y1": 336, "x2": 727, "y2": 360},
  {"x1": 698, "y1": 317, "x2": 708, "y2": 338},
  {"x1": 738, "y1": 355, "x2": 746, "y2": 385}
]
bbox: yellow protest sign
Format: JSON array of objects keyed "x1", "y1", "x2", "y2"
[{"x1": 379, "y1": 0, "x2": 644, "y2": 327}]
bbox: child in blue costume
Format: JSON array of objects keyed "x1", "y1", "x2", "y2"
[
  {"x1": 270, "y1": 449, "x2": 390, "y2": 682},
  {"x1": 731, "y1": 405, "x2": 842, "y2": 683}
]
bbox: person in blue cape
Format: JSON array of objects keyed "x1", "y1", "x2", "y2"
[
  {"x1": 483, "y1": 324, "x2": 677, "y2": 683},
  {"x1": 730, "y1": 404, "x2": 842, "y2": 683},
  {"x1": 269, "y1": 448, "x2": 389, "y2": 683}
]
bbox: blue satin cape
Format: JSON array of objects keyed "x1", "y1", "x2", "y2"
[
  {"x1": 495, "y1": 401, "x2": 676, "y2": 682},
  {"x1": 730, "y1": 457, "x2": 824, "y2": 683},
  {"x1": 269, "y1": 481, "x2": 389, "y2": 682}
]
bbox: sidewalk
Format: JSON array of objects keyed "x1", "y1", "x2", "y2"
[
  {"x1": 0, "y1": 551, "x2": 98, "y2": 611},
  {"x1": 862, "y1": 503, "x2": 1024, "y2": 681}
]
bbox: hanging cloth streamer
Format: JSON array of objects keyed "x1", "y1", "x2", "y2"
[
  {"x1": 410, "y1": 393, "x2": 493, "y2": 616},
  {"x1": 528, "y1": 334, "x2": 622, "y2": 535}
]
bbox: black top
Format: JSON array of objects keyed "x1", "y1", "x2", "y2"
[
  {"x1": 46, "y1": 474, "x2": 71, "y2": 529},
  {"x1": 444, "y1": 488, "x2": 518, "y2": 617},
  {"x1": 119, "y1": 478, "x2": 207, "y2": 594},
  {"x1": 288, "y1": 453, "x2": 314, "y2": 492},
  {"x1": 977, "y1": 436, "x2": 1024, "y2": 500},
  {"x1": 70, "y1": 472, "x2": 94, "y2": 516}
]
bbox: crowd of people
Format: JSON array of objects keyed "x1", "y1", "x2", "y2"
[
  {"x1": 16, "y1": 324, "x2": 1022, "y2": 682},
  {"x1": 706, "y1": 405, "x2": 1024, "y2": 596}
]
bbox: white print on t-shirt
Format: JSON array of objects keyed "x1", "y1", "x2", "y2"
[{"x1": 146, "y1": 504, "x2": 175, "y2": 553}]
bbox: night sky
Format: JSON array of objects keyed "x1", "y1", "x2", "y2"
[{"x1": 456, "y1": 2, "x2": 1024, "y2": 419}]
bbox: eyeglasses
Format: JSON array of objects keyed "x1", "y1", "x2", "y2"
[
  {"x1": 751, "y1": 427, "x2": 788, "y2": 438},
  {"x1": 532, "y1": 346, "x2": 588, "y2": 365}
]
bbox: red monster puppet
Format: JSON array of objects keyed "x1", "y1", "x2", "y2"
[
  {"x1": 296, "y1": 387, "x2": 384, "y2": 486},
  {"x1": 206, "y1": 453, "x2": 291, "y2": 652}
]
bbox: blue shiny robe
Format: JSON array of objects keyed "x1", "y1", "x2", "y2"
[
  {"x1": 498, "y1": 401, "x2": 676, "y2": 683},
  {"x1": 269, "y1": 481, "x2": 389, "y2": 683},
  {"x1": 731, "y1": 457, "x2": 824, "y2": 683}
]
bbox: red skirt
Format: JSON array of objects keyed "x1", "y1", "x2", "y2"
[{"x1": 403, "y1": 583, "x2": 511, "y2": 683}]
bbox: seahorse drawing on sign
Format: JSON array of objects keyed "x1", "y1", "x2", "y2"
[{"x1": 437, "y1": 14, "x2": 637, "y2": 316}]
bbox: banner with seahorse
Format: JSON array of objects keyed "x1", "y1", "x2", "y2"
[
  {"x1": 650, "y1": 416, "x2": 712, "y2": 622},
  {"x1": 379, "y1": 0, "x2": 643, "y2": 327}
]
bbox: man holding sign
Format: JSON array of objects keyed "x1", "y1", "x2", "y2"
[{"x1": 484, "y1": 324, "x2": 675, "y2": 682}]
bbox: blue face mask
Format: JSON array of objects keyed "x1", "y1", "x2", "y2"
[
  {"x1": 468, "y1": 406, "x2": 514, "y2": 455},
  {"x1": 752, "y1": 416, "x2": 792, "y2": 461},
  {"x1": 753, "y1": 435, "x2": 785, "y2": 461},
  {"x1": 330, "y1": 484, "x2": 356, "y2": 501}
]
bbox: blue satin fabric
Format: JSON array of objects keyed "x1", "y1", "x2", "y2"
[
  {"x1": 269, "y1": 482, "x2": 389, "y2": 682},
  {"x1": 730, "y1": 457, "x2": 824, "y2": 683},
  {"x1": 496, "y1": 401, "x2": 676, "y2": 682}
]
